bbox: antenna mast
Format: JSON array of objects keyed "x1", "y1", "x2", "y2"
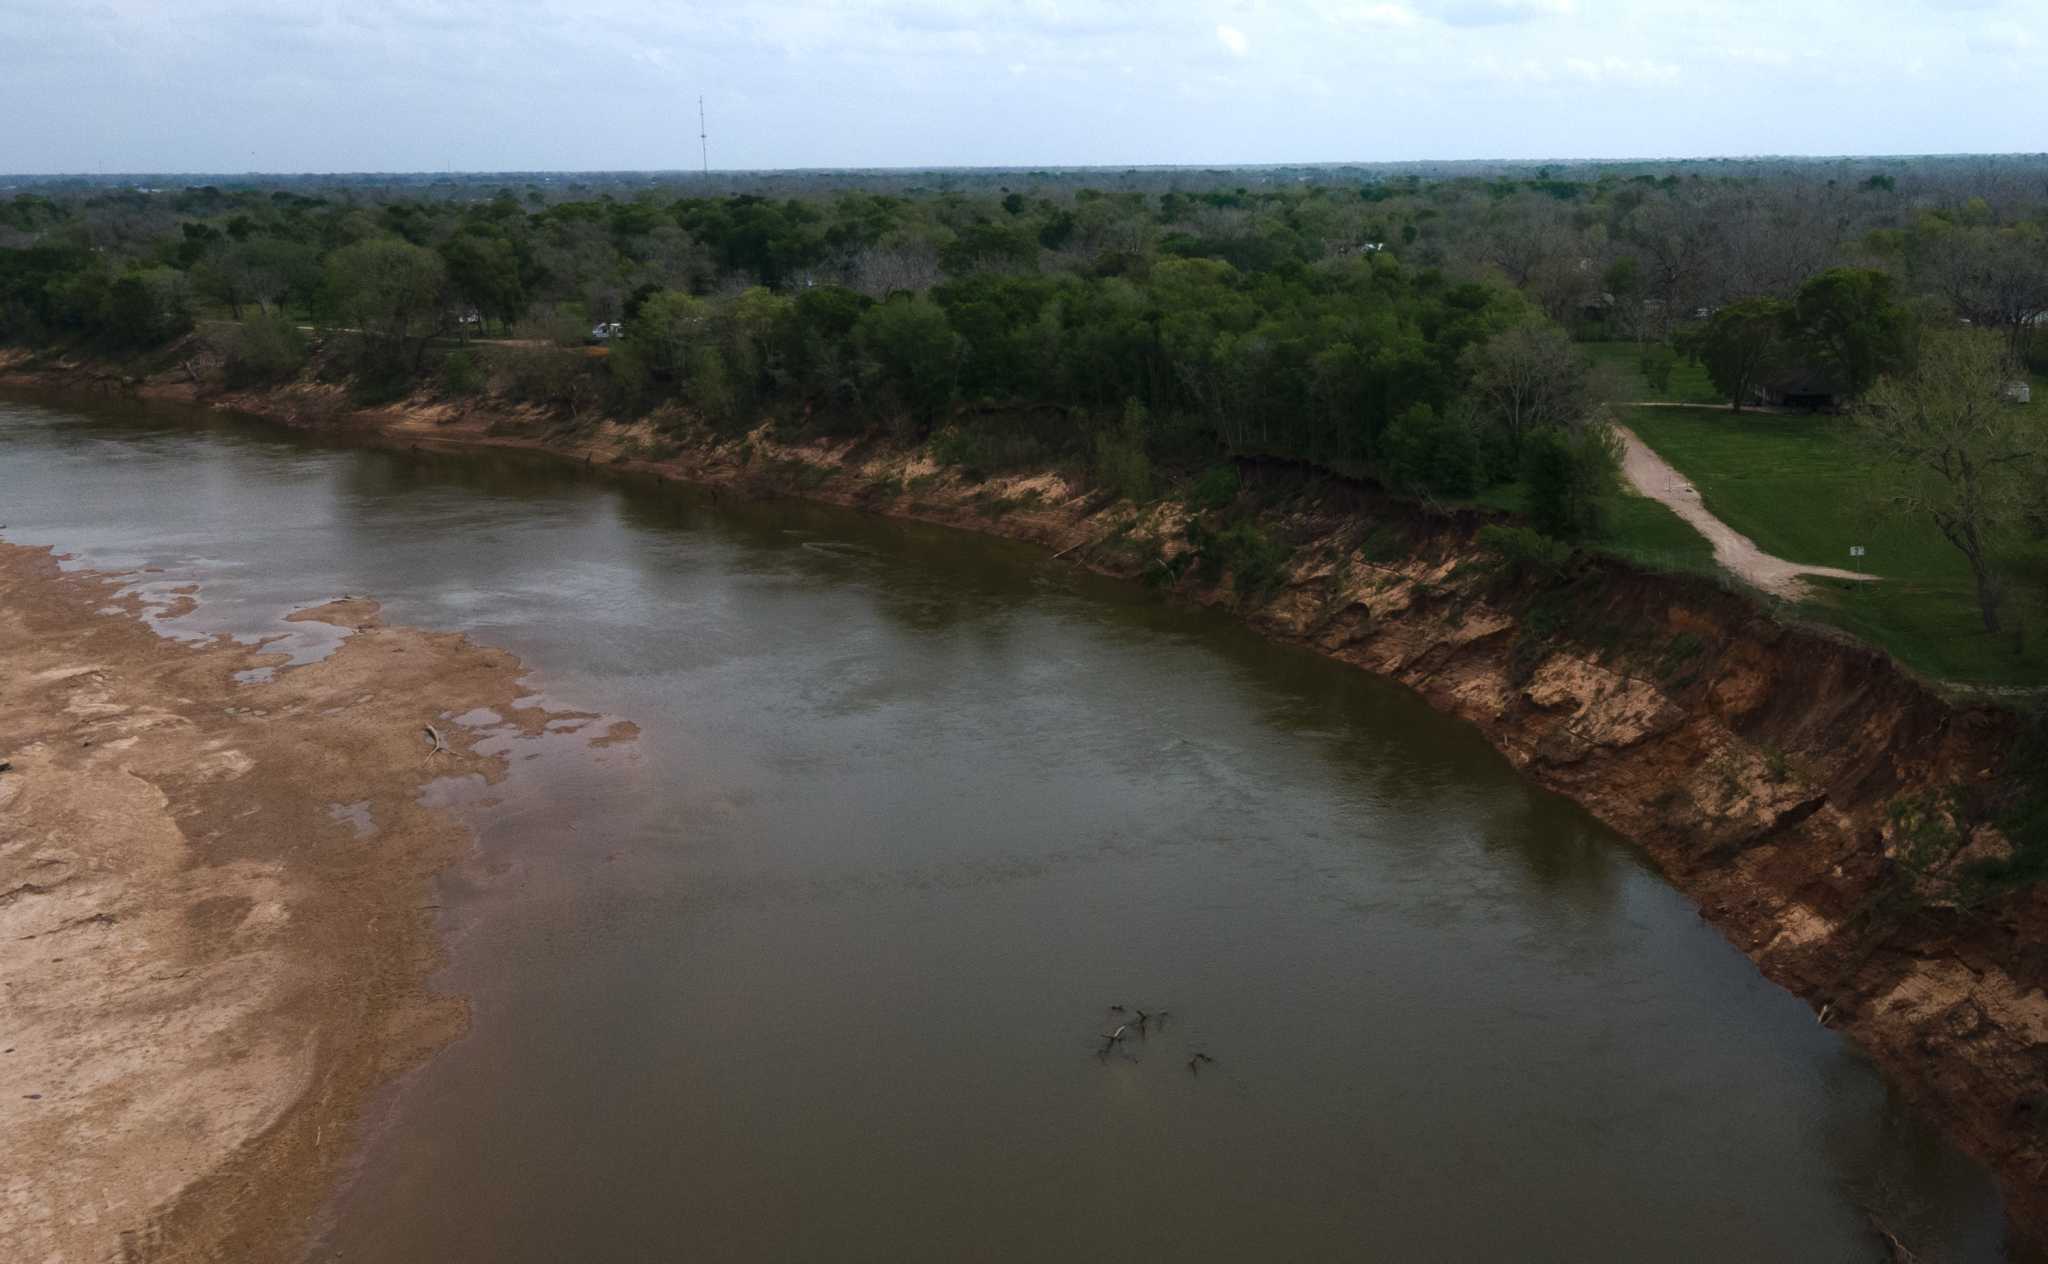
[{"x1": 698, "y1": 97, "x2": 709, "y2": 177}]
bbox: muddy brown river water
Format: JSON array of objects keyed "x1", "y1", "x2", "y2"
[{"x1": 0, "y1": 391, "x2": 2025, "y2": 1262}]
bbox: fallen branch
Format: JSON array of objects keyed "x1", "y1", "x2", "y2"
[
  {"x1": 1864, "y1": 1209, "x2": 1918, "y2": 1263},
  {"x1": 422, "y1": 723, "x2": 447, "y2": 757}
]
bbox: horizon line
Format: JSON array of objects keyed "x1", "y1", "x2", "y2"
[{"x1": 6, "y1": 151, "x2": 2047, "y2": 183}]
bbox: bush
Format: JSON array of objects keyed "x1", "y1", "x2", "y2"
[
  {"x1": 1522, "y1": 423, "x2": 1622, "y2": 539},
  {"x1": 1638, "y1": 344, "x2": 1677, "y2": 394},
  {"x1": 1093, "y1": 398, "x2": 1154, "y2": 502},
  {"x1": 930, "y1": 421, "x2": 1052, "y2": 480},
  {"x1": 1187, "y1": 463, "x2": 1240, "y2": 512},
  {"x1": 105, "y1": 267, "x2": 192, "y2": 349},
  {"x1": 493, "y1": 345, "x2": 597, "y2": 409},
  {"x1": 1186, "y1": 516, "x2": 1291, "y2": 595},
  {"x1": 439, "y1": 348, "x2": 485, "y2": 396},
  {"x1": 223, "y1": 312, "x2": 307, "y2": 386},
  {"x1": 1381, "y1": 402, "x2": 1480, "y2": 496},
  {"x1": 1478, "y1": 523, "x2": 1576, "y2": 579},
  {"x1": 686, "y1": 344, "x2": 738, "y2": 425},
  {"x1": 2021, "y1": 327, "x2": 2048, "y2": 379}
]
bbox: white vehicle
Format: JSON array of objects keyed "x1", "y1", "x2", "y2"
[{"x1": 590, "y1": 322, "x2": 623, "y2": 342}]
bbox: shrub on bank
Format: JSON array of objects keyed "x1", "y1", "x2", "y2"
[
  {"x1": 1478, "y1": 523, "x2": 1576, "y2": 580},
  {"x1": 1093, "y1": 399, "x2": 1154, "y2": 502},
  {"x1": 223, "y1": 312, "x2": 307, "y2": 386}
]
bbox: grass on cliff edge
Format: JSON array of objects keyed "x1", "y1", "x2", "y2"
[
  {"x1": 1624, "y1": 404, "x2": 2048, "y2": 687},
  {"x1": 1454, "y1": 477, "x2": 1719, "y2": 580}
]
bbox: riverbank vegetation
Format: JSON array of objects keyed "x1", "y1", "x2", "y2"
[{"x1": 3, "y1": 159, "x2": 2046, "y2": 682}]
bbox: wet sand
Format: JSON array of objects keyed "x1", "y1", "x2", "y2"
[{"x1": 0, "y1": 542, "x2": 623, "y2": 1262}]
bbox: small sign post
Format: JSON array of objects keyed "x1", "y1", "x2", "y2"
[{"x1": 1849, "y1": 546, "x2": 1866, "y2": 558}]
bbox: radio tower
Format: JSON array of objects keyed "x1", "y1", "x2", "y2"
[{"x1": 698, "y1": 97, "x2": 709, "y2": 177}]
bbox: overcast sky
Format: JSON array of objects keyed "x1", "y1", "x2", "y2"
[{"x1": 0, "y1": 0, "x2": 2039, "y2": 174}]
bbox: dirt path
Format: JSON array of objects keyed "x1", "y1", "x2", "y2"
[
  {"x1": 0, "y1": 542, "x2": 629, "y2": 1262},
  {"x1": 1614, "y1": 424, "x2": 1878, "y2": 600}
]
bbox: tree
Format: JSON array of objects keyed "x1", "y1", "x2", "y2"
[
  {"x1": 1916, "y1": 222, "x2": 2048, "y2": 356},
  {"x1": 324, "y1": 237, "x2": 446, "y2": 369},
  {"x1": 1690, "y1": 298, "x2": 1788, "y2": 410},
  {"x1": 856, "y1": 294, "x2": 958, "y2": 422},
  {"x1": 1787, "y1": 268, "x2": 1912, "y2": 401},
  {"x1": 1853, "y1": 330, "x2": 2043, "y2": 632},
  {"x1": 1463, "y1": 323, "x2": 1595, "y2": 455},
  {"x1": 1637, "y1": 344, "x2": 1677, "y2": 395},
  {"x1": 1092, "y1": 399, "x2": 1154, "y2": 501},
  {"x1": 104, "y1": 267, "x2": 191, "y2": 348},
  {"x1": 439, "y1": 232, "x2": 526, "y2": 333},
  {"x1": 1381, "y1": 403, "x2": 1480, "y2": 496},
  {"x1": 234, "y1": 238, "x2": 321, "y2": 314},
  {"x1": 191, "y1": 248, "x2": 249, "y2": 320},
  {"x1": 1522, "y1": 423, "x2": 1623, "y2": 539},
  {"x1": 622, "y1": 288, "x2": 710, "y2": 383}
]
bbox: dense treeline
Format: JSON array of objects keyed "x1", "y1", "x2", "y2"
[{"x1": 3, "y1": 162, "x2": 2045, "y2": 520}]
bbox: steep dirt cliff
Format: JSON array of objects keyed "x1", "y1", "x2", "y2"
[{"x1": 5, "y1": 353, "x2": 2045, "y2": 1248}]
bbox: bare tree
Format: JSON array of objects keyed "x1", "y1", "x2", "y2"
[
  {"x1": 846, "y1": 236, "x2": 943, "y2": 297},
  {"x1": 1624, "y1": 194, "x2": 1723, "y2": 333},
  {"x1": 1464, "y1": 323, "x2": 1600, "y2": 454},
  {"x1": 1916, "y1": 225, "x2": 2048, "y2": 355}
]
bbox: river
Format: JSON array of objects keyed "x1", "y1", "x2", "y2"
[{"x1": 0, "y1": 390, "x2": 2019, "y2": 1262}]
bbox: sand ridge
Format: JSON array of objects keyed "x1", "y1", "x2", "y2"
[{"x1": 0, "y1": 542, "x2": 629, "y2": 1263}]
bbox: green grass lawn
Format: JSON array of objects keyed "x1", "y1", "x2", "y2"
[
  {"x1": 1597, "y1": 488, "x2": 1721, "y2": 576},
  {"x1": 1450, "y1": 478, "x2": 1718, "y2": 578},
  {"x1": 1580, "y1": 340, "x2": 1725, "y2": 405},
  {"x1": 1624, "y1": 405, "x2": 2048, "y2": 686}
]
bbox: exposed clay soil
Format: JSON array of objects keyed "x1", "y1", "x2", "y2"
[
  {"x1": 4, "y1": 350, "x2": 2047, "y2": 1250},
  {"x1": 0, "y1": 540, "x2": 626, "y2": 1263}
]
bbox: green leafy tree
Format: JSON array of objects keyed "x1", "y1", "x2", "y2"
[
  {"x1": 1853, "y1": 330, "x2": 2044, "y2": 632},
  {"x1": 1522, "y1": 423, "x2": 1622, "y2": 539},
  {"x1": 1691, "y1": 299, "x2": 1788, "y2": 410},
  {"x1": 1382, "y1": 403, "x2": 1480, "y2": 496},
  {"x1": 104, "y1": 267, "x2": 191, "y2": 348},
  {"x1": 623, "y1": 289, "x2": 710, "y2": 383},
  {"x1": 439, "y1": 233, "x2": 526, "y2": 333},
  {"x1": 856, "y1": 295, "x2": 958, "y2": 422},
  {"x1": 325, "y1": 237, "x2": 447, "y2": 370},
  {"x1": 1787, "y1": 268, "x2": 1913, "y2": 401}
]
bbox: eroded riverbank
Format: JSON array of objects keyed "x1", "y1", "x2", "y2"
[
  {"x1": 0, "y1": 541, "x2": 626, "y2": 1261},
  {"x1": 2, "y1": 362, "x2": 2045, "y2": 1257}
]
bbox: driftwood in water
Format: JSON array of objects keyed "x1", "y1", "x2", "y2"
[{"x1": 1864, "y1": 1210, "x2": 1918, "y2": 1263}]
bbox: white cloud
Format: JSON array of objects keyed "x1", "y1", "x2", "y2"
[
  {"x1": 1216, "y1": 23, "x2": 1249, "y2": 55},
  {"x1": 1429, "y1": 0, "x2": 1575, "y2": 27},
  {"x1": 1966, "y1": 20, "x2": 2036, "y2": 52},
  {"x1": 1468, "y1": 53, "x2": 1553, "y2": 84},
  {"x1": 1565, "y1": 55, "x2": 1680, "y2": 84},
  {"x1": 1714, "y1": 45, "x2": 1795, "y2": 68},
  {"x1": 1352, "y1": 3, "x2": 1421, "y2": 27}
]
